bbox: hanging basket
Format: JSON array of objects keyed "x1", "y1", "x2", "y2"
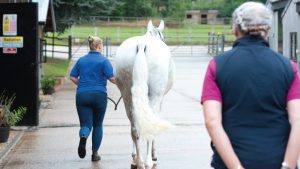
[{"x1": 0, "y1": 127, "x2": 10, "y2": 143}]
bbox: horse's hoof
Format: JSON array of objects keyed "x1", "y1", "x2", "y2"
[
  {"x1": 145, "y1": 164, "x2": 157, "y2": 169},
  {"x1": 152, "y1": 157, "x2": 157, "y2": 161},
  {"x1": 131, "y1": 164, "x2": 137, "y2": 169}
]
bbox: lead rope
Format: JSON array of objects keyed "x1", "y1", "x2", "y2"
[{"x1": 107, "y1": 96, "x2": 123, "y2": 110}]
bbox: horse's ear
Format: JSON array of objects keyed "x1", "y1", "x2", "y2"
[
  {"x1": 157, "y1": 20, "x2": 165, "y2": 32},
  {"x1": 147, "y1": 20, "x2": 154, "y2": 30}
]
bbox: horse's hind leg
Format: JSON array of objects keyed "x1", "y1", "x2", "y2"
[
  {"x1": 152, "y1": 140, "x2": 157, "y2": 162},
  {"x1": 122, "y1": 93, "x2": 145, "y2": 169},
  {"x1": 145, "y1": 139, "x2": 154, "y2": 169},
  {"x1": 131, "y1": 125, "x2": 145, "y2": 169}
]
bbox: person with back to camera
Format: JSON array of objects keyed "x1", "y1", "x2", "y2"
[
  {"x1": 201, "y1": 2, "x2": 300, "y2": 169},
  {"x1": 70, "y1": 35, "x2": 116, "y2": 161}
]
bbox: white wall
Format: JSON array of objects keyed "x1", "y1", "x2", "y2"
[{"x1": 282, "y1": 1, "x2": 300, "y2": 57}]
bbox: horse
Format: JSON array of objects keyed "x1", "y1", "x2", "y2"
[{"x1": 114, "y1": 20, "x2": 175, "y2": 169}]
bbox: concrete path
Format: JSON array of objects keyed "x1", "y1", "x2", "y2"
[{"x1": 0, "y1": 55, "x2": 213, "y2": 169}]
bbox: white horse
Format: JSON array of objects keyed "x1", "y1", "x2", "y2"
[{"x1": 114, "y1": 20, "x2": 175, "y2": 169}]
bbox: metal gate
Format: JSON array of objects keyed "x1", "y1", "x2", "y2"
[{"x1": 68, "y1": 35, "x2": 225, "y2": 59}]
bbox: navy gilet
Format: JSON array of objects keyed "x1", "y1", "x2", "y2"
[{"x1": 212, "y1": 35, "x2": 294, "y2": 169}]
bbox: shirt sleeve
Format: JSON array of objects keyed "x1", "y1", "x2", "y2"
[
  {"x1": 103, "y1": 59, "x2": 114, "y2": 79},
  {"x1": 70, "y1": 60, "x2": 80, "y2": 78},
  {"x1": 287, "y1": 61, "x2": 300, "y2": 101},
  {"x1": 201, "y1": 59, "x2": 222, "y2": 104}
]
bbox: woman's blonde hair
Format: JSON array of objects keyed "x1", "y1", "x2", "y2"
[
  {"x1": 232, "y1": 2, "x2": 272, "y2": 36},
  {"x1": 88, "y1": 35, "x2": 103, "y2": 50}
]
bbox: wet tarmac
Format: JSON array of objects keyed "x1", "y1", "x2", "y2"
[{"x1": 0, "y1": 55, "x2": 213, "y2": 169}]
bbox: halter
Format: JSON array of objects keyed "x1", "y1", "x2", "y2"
[
  {"x1": 157, "y1": 31, "x2": 165, "y2": 42},
  {"x1": 147, "y1": 29, "x2": 165, "y2": 42}
]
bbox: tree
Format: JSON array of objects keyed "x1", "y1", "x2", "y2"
[
  {"x1": 53, "y1": 0, "x2": 122, "y2": 33},
  {"x1": 221, "y1": 0, "x2": 268, "y2": 17},
  {"x1": 118, "y1": 0, "x2": 154, "y2": 17},
  {"x1": 163, "y1": 0, "x2": 191, "y2": 20}
]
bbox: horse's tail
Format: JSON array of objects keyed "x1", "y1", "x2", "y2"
[{"x1": 131, "y1": 42, "x2": 173, "y2": 139}]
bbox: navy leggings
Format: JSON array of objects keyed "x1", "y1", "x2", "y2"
[{"x1": 76, "y1": 91, "x2": 107, "y2": 152}]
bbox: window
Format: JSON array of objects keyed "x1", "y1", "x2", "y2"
[
  {"x1": 201, "y1": 14, "x2": 207, "y2": 24},
  {"x1": 296, "y1": 1, "x2": 300, "y2": 13},
  {"x1": 186, "y1": 14, "x2": 192, "y2": 19},
  {"x1": 201, "y1": 14, "x2": 207, "y2": 18},
  {"x1": 290, "y1": 32, "x2": 297, "y2": 61}
]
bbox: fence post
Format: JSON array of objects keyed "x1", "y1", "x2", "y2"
[
  {"x1": 52, "y1": 32, "x2": 54, "y2": 58},
  {"x1": 94, "y1": 27, "x2": 97, "y2": 36},
  {"x1": 105, "y1": 37, "x2": 109, "y2": 57},
  {"x1": 208, "y1": 32, "x2": 211, "y2": 54},
  {"x1": 117, "y1": 27, "x2": 120, "y2": 43},
  {"x1": 216, "y1": 34, "x2": 219, "y2": 55},
  {"x1": 221, "y1": 33, "x2": 225, "y2": 53},
  {"x1": 44, "y1": 39, "x2": 47, "y2": 62},
  {"x1": 71, "y1": 25, "x2": 74, "y2": 38},
  {"x1": 212, "y1": 33, "x2": 216, "y2": 54},
  {"x1": 68, "y1": 35, "x2": 72, "y2": 60}
]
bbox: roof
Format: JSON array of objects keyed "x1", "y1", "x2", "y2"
[
  {"x1": 266, "y1": 0, "x2": 289, "y2": 10},
  {"x1": 32, "y1": 0, "x2": 56, "y2": 32},
  {"x1": 281, "y1": 0, "x2": 293, "y2": 18},
  {"x1": 32, "y1": 0, "x2": 49, "y2": 23}
]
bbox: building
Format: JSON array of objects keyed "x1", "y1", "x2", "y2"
[
  {"x1": 1, "y1": 1, "x2": 56, "y2": 60},
  {"x1": 185, "y1": 10, "x2": 223, "y2": 24},
  {"x1": 281, "y1": 0, "x2": 300, "y2": 63},
  {"x1": 266, "y1": 0, "x2": 289, "y2": 53},
  {"x1": 0, "y1": 0, "x2": 56, "y2": 125},
  {"x1": 267, "y1": 0, "x2": 300, "y2": 68}
]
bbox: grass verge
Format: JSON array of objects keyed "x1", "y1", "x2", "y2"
[{"x1": 43, "y1": 57, "x2": 70, "y2": 77}]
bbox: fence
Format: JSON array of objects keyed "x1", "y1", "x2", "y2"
[
  {"x1": 42, "y1": 36, "x2": 72, "y2": 62},
  {"x1": 41, "y1": 33, "x2": 226, "y2": 60},
  {"x1": 207, "y1": 32, "x2": 225, "y2": 55},
  {"x1": 84, "y1": 16, "x2": 232, "y2": 27}
]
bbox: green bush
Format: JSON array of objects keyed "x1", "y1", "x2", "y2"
[{"x1": 40, "y1": 76, "x2": 56, "y2": 90}]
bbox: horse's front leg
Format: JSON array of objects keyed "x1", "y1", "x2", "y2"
[{"x1": 145, "y1": 139, "x2": 154, "y2": 169}]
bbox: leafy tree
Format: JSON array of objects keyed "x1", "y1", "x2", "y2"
[
  {"x1": 53, "y1": 0, "x2": 122, "y2": 32},
  {"x1": 162, "y1": 0, "x2": 191, "y2": 20},
  {"x1": 221, "y1": 0, "x2": 267, "y2": 17},
  {"x1": 191, "y1": 0, "x2": 225, "y2": 10},
  {"x1": 191, "y1": 0, "x2": 267, "y2": 17},
  {"x1": 112, "y1": 0, "x2": 154, "y2": 17}
]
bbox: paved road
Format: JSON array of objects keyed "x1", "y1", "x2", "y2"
[{"x1": 0, "y1": 55, "x2": 213, "y2": 169}]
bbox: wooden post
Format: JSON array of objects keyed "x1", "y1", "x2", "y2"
[
  {"x1": 52, "y1": 32, "x2": 54, "y2": 58},
  {"x1": 68, "y1": 35, "x2": 72, "y2": 60}
]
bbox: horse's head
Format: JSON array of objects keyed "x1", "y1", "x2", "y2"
[{"x1": 146, "y1": 20, "x2": 165, "y2": 42}]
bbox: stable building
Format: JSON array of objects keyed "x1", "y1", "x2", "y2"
[
  {"x1": 185, "y1": 10, "x2": 222, "y2": 24},
  {"x1": 281, "y1": 0, "x2": 300, "y2": 64},
  {"x1": 266, "y1": 0, "x2": 300, "y2": 68},
  {"x1": 266, "y1": 0, "x2": 289, "y2": 53}
]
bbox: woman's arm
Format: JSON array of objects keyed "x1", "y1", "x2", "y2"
[
  {"x1": 203, "y1": 100, "x2": 244, "y2": 169},
  {"x1": 282, "y1": 99, "x2": 300, "y2": 169},
  {"x1": 70, "y1": 76, "x2": 79, "y2": 85}
]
